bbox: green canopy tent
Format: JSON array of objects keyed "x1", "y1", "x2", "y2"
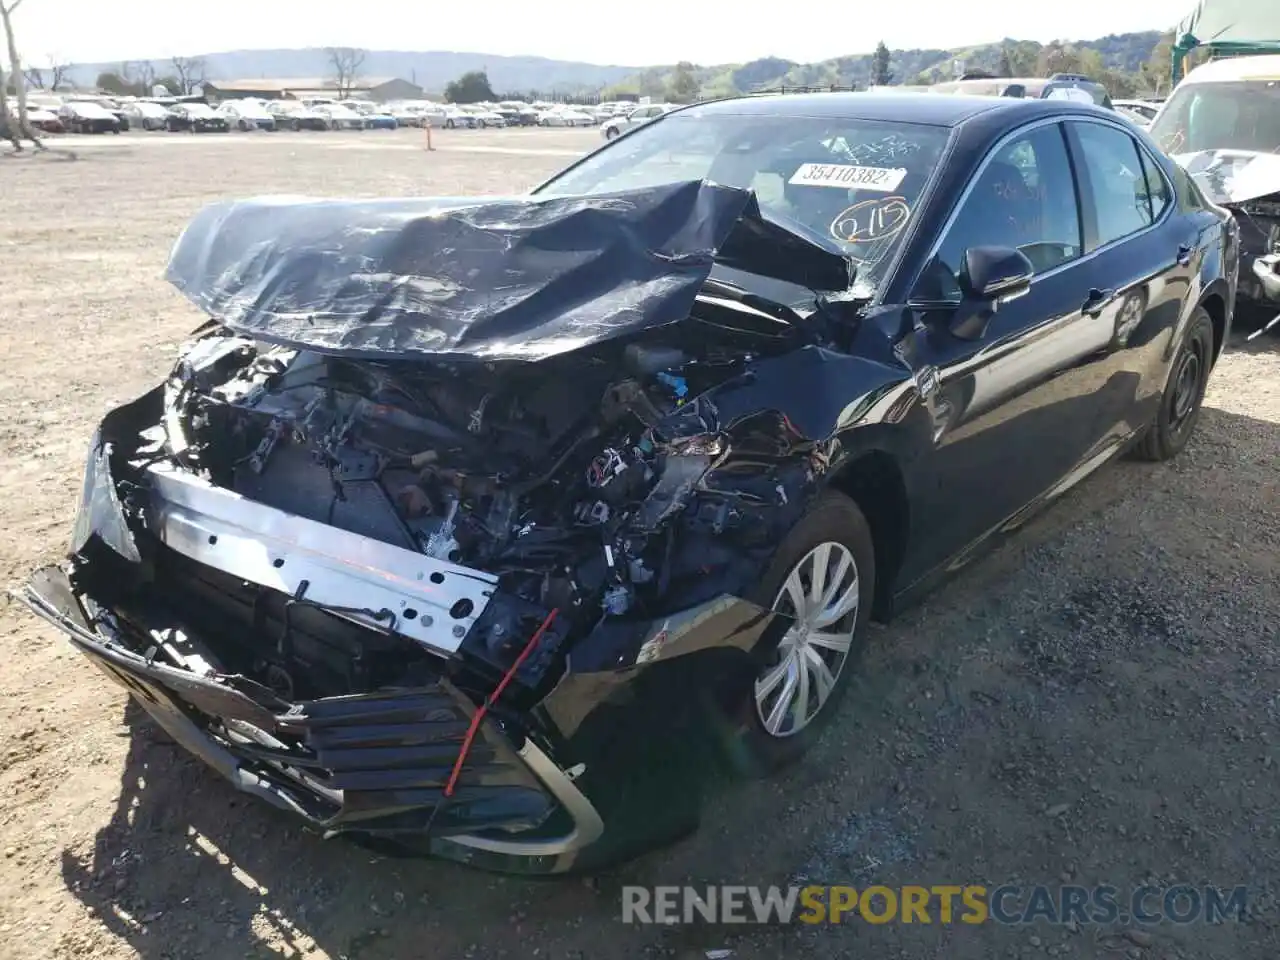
[{"x1": 1173, "y1": 0, "x2": 1280, "y2": 84}]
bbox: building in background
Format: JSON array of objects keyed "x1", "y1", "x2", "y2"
[{"x1": 204, "y1": 77, "x2": 424, "y2": 102}]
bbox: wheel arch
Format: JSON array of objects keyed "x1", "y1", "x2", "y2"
[
  {"x1": 1197, "y1": 283, "x2": 1230, "y2": 364},
  {"x1": 825, "y1": 448, "x2": 911, "y2": 622}
]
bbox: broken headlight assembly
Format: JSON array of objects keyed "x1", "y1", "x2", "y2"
[{"x1": 69, "y1": 431, "x2": 140, "y2": 563}]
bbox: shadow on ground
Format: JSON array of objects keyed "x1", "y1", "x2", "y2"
[{"x1": 57, "y1": 385, "x2": 1280, "y2": 959}]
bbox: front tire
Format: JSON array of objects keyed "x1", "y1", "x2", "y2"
[
  {"x1": 729, "y1": 492, "x2": 876, "y2": 775},
  {"x1": 1133, "y1": 307, "x2": 1214, "y2": 462}
]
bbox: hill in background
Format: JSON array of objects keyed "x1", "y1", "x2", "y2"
[
  {"x1": 61, "y1": 31, "x2": 1171, "y2": 99},
  {"x1": 608, "y1": 32, "x2": 1169, "y2": 99}
]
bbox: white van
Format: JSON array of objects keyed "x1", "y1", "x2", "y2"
[{"x1": 1149, "y1": 55, "x2": 1280, "y2": 308}]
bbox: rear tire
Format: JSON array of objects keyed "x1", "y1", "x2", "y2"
[
  {"x1": 724, "y1": 492, "x2": 876, "y2": 776},
  {"x1": 1133, "y1": 307, "x2": 1214, "y2": 462}
]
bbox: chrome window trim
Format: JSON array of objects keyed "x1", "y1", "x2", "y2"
[{"x1": 909, "y1": 113, "x2": 1178, "y2": 297}]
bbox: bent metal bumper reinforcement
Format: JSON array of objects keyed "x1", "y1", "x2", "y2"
[
  {"x1": 144, "y1": 462, "x2": 497, "y2": 656},
  {"x1": 16, "y1": 568, "x2": 605, "y2": 873}
]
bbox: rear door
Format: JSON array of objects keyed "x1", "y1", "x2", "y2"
[
  {"x1": 898, "y1": 119, "x2": 1128, "y2": 583},
  {"x1": 1061, "y1": 117, "x2": 1198, "y2": 442}
]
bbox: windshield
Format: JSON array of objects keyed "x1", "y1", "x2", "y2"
[
  {"x1": 1150, "y1": 80, "x2": 1280, "y2": 154},
  {"x1": 535, "y1": 110, "x2": 950, "y2": 295},
  {"x1": 186, "y1": 104, "x2": 216, "y2": 118}
]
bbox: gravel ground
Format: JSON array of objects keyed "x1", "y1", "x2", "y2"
[{"x1": 0, "y1": 128, "x2": 1277, "y2": 960}]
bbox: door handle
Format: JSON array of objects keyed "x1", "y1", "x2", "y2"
[
  {"x1": 1177, "y1": 243, "x2": 1194, "y2": 266},
  {"x1": 1081, "y1": 288, "x2": 1117, "y2": 317}
]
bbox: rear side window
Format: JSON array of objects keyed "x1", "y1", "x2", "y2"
[
  {"x1": 1070, "y1": 122, "x2": 1153, "y2": 247},
  {"x1": 1137, "y1": 148, "x2": 1172, "y2": 220}
]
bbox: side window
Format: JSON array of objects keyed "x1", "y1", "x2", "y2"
[
  {"x1": 924, "y1": 123, "x2": 1083, "y2": 300},
  {"x1": 1136, "y1": 147, "x2": 1172, "y2": 220},
  {"x1": 1170, "y1": 161, "x2": 1208, "y2": 212},
  {"x1": 1071, "y1": 122, "x2": 1154, "y2": 247}
]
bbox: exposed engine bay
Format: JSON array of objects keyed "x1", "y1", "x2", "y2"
[{"x1": 132, "y1": 318, "x2": 796, "y2": 703}]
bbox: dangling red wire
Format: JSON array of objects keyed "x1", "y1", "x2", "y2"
[{"x1": 443, "y1": 608, "x2": 559, "y2": 798}]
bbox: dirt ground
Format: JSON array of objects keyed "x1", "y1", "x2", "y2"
[{"x1": 0, "y1": 128, "x2": 1277, "y2": 960}]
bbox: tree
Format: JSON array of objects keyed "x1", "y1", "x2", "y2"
[
  {"x1": 870, "y1": 41, "x2": 893, "y2": 86},
  {"x1": 667, "y1": 61, "x2": 700, "y2": 103},
  {"x1": 0, "y1": 0, "x2": 42, "y2": 150},
  {"x1": 997, "y1": 45, "x2": 1014, "y2": 78},
  {"x1": 24, "y1": 54, "x2": 68, "y2": 90},
  {"x1": 135, "y1": 59, "x2": 156, "y2": 93},
  {"x1": 1036, "y1": 41, "x2": 1086, "y2": 77},
  {"x1": 443, "y1": 69, "x2": 495, "y2": 104},
  {"x1": 325, "y1": 46, "x2": 365, "y2": 98},
  {"x1": 1139, "y1": 33, "x2": 1175, "y2": 95},
  {"x1": 171, "y1": 55, "x2": 206, "y2": 95},
  {"x1": 96, "y1": 71, "x2": 132, "y2": 96}
]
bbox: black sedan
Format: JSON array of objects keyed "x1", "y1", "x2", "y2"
[
  {"x1": 19, "y1": 93, "x2": 1235, "y2": 876},
  {"x1": 165, "y1": 103, "x2": 229, "y2": 133},
  {"x1": 56, "y1": 101, "x2": 120, "y2": 134}
]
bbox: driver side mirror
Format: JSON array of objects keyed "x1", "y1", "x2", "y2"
[{"x1": 950, "y1": 245, "x2": 1035, "y2": 340}]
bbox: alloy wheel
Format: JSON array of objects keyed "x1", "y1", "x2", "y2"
[{"x1": 754, "y1": 542, "x2": 859, "y2": 738}]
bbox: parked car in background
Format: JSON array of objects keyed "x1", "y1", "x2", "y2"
[
  {"x1": 217, "y1": 100, "x2": 277, "y2": 131},
  {"x1": 594, "y1": 101, "x2": 633, "y2": 118},
  {"x1": 458, "y1": 105, "x2": 505, "y2": 128},
  {"x1": 414, "y1": 103, "x2": 451, "y2": 127},
  {"x1": 340, "y1": 100, "x2": 399, "y2": 130},
  {"x1": 1148, "y1": 54, "x2": 1280, "y2": 319},
  {"x1": 931, "y1": 74, "x2": 1115, "y2": 109},
  {"x1": 311, "y1": 103, "x2": 365, "y2": 130},
  {"x1": 441, "y1": 105, "x2": 477, "y2": 129},
  {"x1": 122, "y1": 101, "x2": 169, "y2": 131},
  {"x1": 1113, "y1": 99, "x2": 1160, "y2": 123},
  {"x1": 383, "y1": 102, "x2": 423, "y2": 127},
  {"x1": 57, "y1": 101, "x2": 120, "y2": 134},
  {"x1": 539, "y1": 105, "x2": 595, "y2": 127},
  {"x1": 602, "y1": 102, "x2": 674, "y2": 139},
  {"x1": 266, "y1": 101, "x2": 330, "y2": 131},
  {"x1": 68, "y1": 96, "x2": 131, "y2": 131},
  {"x1": 8, "y1": 99, "x2": 66, "y2": 133},
  {"x1": 64, "y1": 97, "x2": 128, "y2": 131},
  {"x1": 1115, "y1": 105, "x2": 1151, "y2": 128},
  {"x1": 166, "y1": 103, "x2": 230, "y2": 133},
  {"x1": 495, "y1": 101, "x2": 540, "y2": 126}
]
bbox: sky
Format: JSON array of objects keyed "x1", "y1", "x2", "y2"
[{"x1": 12, "y1": 0, "x2": 1186, "y2": 67}]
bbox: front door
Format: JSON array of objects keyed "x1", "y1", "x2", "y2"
[{"x1": 898, "y1": 120, "x2": 1124, "y2": 584}]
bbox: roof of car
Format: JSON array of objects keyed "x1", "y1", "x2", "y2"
[
  {"x1": 1178, "y1": 54, "x2": 1280, "y2": 84},
  {"x1": 674, "y1": 91, "x2": 1099, "y2": 126}
]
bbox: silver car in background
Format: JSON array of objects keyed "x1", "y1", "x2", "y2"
[{"x1": 601, "y1": 103, "x2": 674, "y2": 139}]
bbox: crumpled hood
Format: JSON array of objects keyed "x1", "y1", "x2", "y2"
[
  {"x1": 164, "y1": 179, "x2": 852, "y2": 362},
  {"x1": 1174, "y1": 149, "x2": 1280, "y2": 207}
]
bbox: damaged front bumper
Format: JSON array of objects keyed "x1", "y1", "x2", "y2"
[{"x1": 17, "y1": 566, "x2": 605, "y2": 875}]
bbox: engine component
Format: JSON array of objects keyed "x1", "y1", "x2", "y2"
[{"x1": 174, "y1": 338, "x2": 723, "y2": 627}]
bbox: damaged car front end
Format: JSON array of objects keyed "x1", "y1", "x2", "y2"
[
  {"x1": 1148, "y1": 69, "x2": 1280, "y2": 335},
  {"x1": 1174, "y1": 149, "x2": 1280, "y2": 333},
  {"x1": 21, "y1": 94, "x2": 1233, "y2": 872},
  {"x1": 19, "y1": 177, "x2": 893, "y2": 873}
]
